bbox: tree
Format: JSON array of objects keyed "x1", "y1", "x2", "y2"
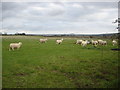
[{"x1": 15, "y1": 32, "x2": 26, "y2": 35}]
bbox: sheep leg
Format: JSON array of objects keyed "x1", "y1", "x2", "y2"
[
  {"x1": 12, "y1": 47, "x2": 14, "y2": 51},
  {"x1": 9, "y1": 47, "x2": 11, "y2": 51}
]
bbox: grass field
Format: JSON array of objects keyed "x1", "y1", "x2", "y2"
[{"x1": 2, "y1": 36, "x2": 119, "y2": 88}]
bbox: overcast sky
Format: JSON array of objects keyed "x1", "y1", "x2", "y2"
[{"x1": 0, "y1": 1, "x2": 118, "y2": 34}]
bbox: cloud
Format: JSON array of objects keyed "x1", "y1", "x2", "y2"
[
  {"x1": 72, "y1": 3, "x2": 83, "y2": 8},
  {"x1": 1, "y1": 2, "x2": 118, "y2": 34}
]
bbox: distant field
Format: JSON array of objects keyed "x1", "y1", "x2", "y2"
[{"x1": 2, "y1": 36, "x2": 119, "y2": 88}]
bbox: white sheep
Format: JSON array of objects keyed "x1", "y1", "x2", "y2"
[
  {"x1": 112, "y1": 40, "x2": 117, "y2": 46},
  {"x1": 76, "y1": 40, "x2": 83, "y2": 44},
  {"x1": 9, "y1": 42, "x2": 22, "y2": 51},
  {"x1": 40, "y1": 38, "x2": 48, "y2": 43},
  {"x1": 91, "y1": 40, "x2": 98, "y2": 47},
  {"x1": 81, "y1": 40, "x2": 88, "y2": 47},
  {"x1": 56, "y1": 38, "x2": 63, "y2": 44},
  {"x1": 86, "y1": 40, "x2": 91, "y2": 44},
  {"x1": 98, "y1": 39, "x2": 107, "y2": 46},
  {"x1": 98, "y1": 39, "x2": 103, "y2": 45},
  {"x1": 101, "y1": 41, "x2": 107, "y2": 46}
]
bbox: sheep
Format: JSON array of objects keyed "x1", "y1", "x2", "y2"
[
  {"x1": 97, "y1": 39, "x2": 107, "y2": 46},
  {"x1": 81, "y1": 40, "x2": 88, "y2": 47},
  {"x1": 86, "y1": 40, "x2": 91, "y2": 44},
  {"x1": 39, "y1": 38, "x2": 48, "y2": 43},
  {"x1": 56, "y1": 38, "x2": 63, "y2": 44},
  {"x1": 101, "y1": 41, "x2": 107, "y2": 46},
  {"x1": 9, "y1": 42, "x2": 22, "y2": 51},
  {"x1": 112, "y1": 40, "x2": 117, "y2": 46},
  {"x1": 98, "y1": 39, "x2": 103, "y2": 45},
  {"x1": 91, "y1": 40, "x2": 98, "y2": 47},
  {"x1": 76, "y1": 40, "x2": 83, "y2": 44}
]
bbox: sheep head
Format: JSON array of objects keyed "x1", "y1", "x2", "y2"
[{"x1": 19, "y1": 42, "x2": 22, "y2": 45}]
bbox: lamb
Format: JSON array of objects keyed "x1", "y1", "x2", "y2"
[
  {"x1": 76, "y1": 40, "x2": 83, "y2": 44},
  {"x1": 112, "y1": 40, "x2": 117, "y2": 46},
  {"x1": 56, "y1": 38, "x2": 63, "y2": 44},
  {"x1": 40, "y1": 38, "x2": 48, "y2": 43},
  {"x1": 9, "y1": 42, "x2": 22, "y2": 51}
]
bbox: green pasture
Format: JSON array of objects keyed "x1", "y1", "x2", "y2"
[{"x1": 2, "y1": 36, "x2": 119, "y2": 88}]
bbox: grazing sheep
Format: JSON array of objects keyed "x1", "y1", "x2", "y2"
[
  {"x1": 91, "y1": 40, "x2": 98, "y2": 47},
  {"x1": 9, "y1": 42, "x2": 22, "y2": 51},
  {"x1": 101, "y1": 41, "x2": 107, "y2": 46},
  {"x1": 40, "y1": 38, "x2": 48, "y2": 43},
  {"x1": 86, "y1": 40, "x2": 91, "y2": 44},
  {"x1": 76, "y1": 40, "x2": 83, "y2": 44},
  {"x1": 97, "y1": 39, "x2": 107, "y2": 46},
  {"x1": 81, "y1": 40, "x2": 88, "y2": 47},
  {"x1": 98, "y1": 39, "x2": 103, "y2": 45},
  {"x1": 112, "y1": 40, "x2": 117, "y2": 46},
  {"x1": 56, "y1": 38, "x2": 63, "y2": 44}
]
